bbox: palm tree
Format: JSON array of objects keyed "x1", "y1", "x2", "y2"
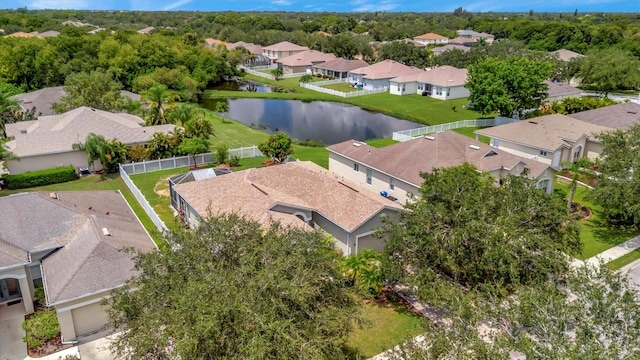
[
  {"x1": 82, "y1": 133, "x2": 110, "y2": 172},
  {"x1": 0, "y1": 91, "x2": 20, "y2": 138},
  {"x1": 185, "y1": 117, "x2": 215, "y2": 139},
  {"x1": 270, "y1": 68, "x2": 284, "y2": 81},
  {"x1": 563, "y1": 157, "x2": 592, "y2": 210},
  {"x1": 342, "y1": 248, "x2": 384, "y2": 295},
  {"x1": 143, "y1": 85, "x2": 177, "y2": 125},
  {"x1": 299, "y1": 74, "x2": 313, "y2": 84},
  {"x1": 170, "y1": 104, "x2": 196, "y2": 127},
  {"x1": 148, "y1": 132, "x2": 174, "y2": 160},
  {"x1": 214, "y1": 101, "x2": 229, "y2": 115}
]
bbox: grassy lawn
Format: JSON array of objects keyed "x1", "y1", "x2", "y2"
[
  {"x1": 204, "y1": 73, "x2": 491, "y2": 126},
  {"x1": 130, "y1": 168, "x2": 189, "y2": 231},
  {"x1": 348, "y1": 301, "x2": 425, "y2": 359},
  {"x1": 365, "y1": 138, "x2": 399, "y2": 148},
  {"x1": 452, "y1": 126, "x2": 490, "y2": 144},
  {"x1": 606, "y1": 248, "x2": 640, "y2": 270},
  {"x1": 0, "y1": 175, "x2": 168, "y2": 250},
  {"x1": 322, "y1": 82, "x2": 360, "y2": 92},
  {"x1": 554, "y1": 181, "x2": 640, "y2": 260}
]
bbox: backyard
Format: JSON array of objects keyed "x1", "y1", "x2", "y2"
[{"x1": 203, "y1": 73, "x2": 490, "y2": 126}]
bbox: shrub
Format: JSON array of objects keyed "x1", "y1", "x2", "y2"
[
  {"x1": 215, "y1": 144, "x2": 229, "y2": 165},
  {"x1": 3, "y1": 166, "x2": 77, "y2": 190},
  {"x1": 295, "y1": 139, "x2": 325, "y2": 147},
  {"x1": 228, "y1": 155, "x2": 240, "y2": 168},
  {"x1": 22, "y1": 310, "x2": 60, "y2": 347},
  {"x1": 33, "y1": 285, "x2": 45, "y2": 308}
]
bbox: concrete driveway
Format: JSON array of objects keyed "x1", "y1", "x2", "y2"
[
  {"x1": 78, "y1": 329, "x2": 118, "y2": 360},
  {"x1": 0, "y1": 303, "x2": 28, "y2": 360},
  {"x1": 621, "y1": 259, "x2": 640, "y2": 289}
]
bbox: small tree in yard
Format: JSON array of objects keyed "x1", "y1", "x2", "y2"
[
  {"x1": 258, "y1": 132, "x2": 294, "y2": 163},
  {"x1": 562, "y1": 157, "x2": 592, "y2": 210},
  {"x1": 215, "y1": 144, "x2": 229, "y2": 165},
  {"x1": 299, "y1": 74, "x2": 313, "y2": 83},
  {"x1": 178, "y1": 136, "x2": 209, "y2": 168},
  {"x1": 270, "y1": 67, "x2": 283, "y2": 80}
]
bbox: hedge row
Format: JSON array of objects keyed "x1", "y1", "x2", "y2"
[{"x1": 3, "y1": 166, "x2": 78, "y2": 189}]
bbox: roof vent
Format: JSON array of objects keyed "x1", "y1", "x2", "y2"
[
  {"x1": 424, "y1": 135, "x2": 435, "y2": 140},
  {"x1": 353, "y1": 142, "x2": 362, "y2": 147},
  {"x1": 49, "y1": 192, "x2": 58, "y2": 200},
  {"x1": 528, "y1": 121, "x2": 538, "y2": 124},
  {"x1": 627, "y1": 111, "x2": 637, "y2": 114},
  {"x1": 102, "y1": 227, "x2": 112, "y2": 237},
  {"x1": 469, "y1": 145, "x2": 481, "y2": 150},
  {"x1": 20, "y1": 129, "x2": 27, "y2": 134}
]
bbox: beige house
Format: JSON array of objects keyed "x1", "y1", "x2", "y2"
[
  {"x1": 227, "y1": 41, "x2": 263, "y2": 55},
  {"x1": 0, "y1": 191, "x2": 155, "y2": 341},
  {"x1": 4, "y1": 106, "x2": 174, "y2": 174},
  {"x1": 171, "y1": 161, "x2": 403, "y2": 256},
  {"x1": 389, "y1": 65, "x2": 470, "y2": 100},
  {"x1": 412, "y1": 32, "x2": 449, "y2": 45},
  {"x1": 348, "y1": 60, "x2": 424, "y2": 90},
  {"x1": 327, "y1": 131, "x2": 555, "y2": 205},
  {"x1": 457, "y1": 29, "x2": 495, "y2": 44},
  {"x1": 475, "y1": 114, "x2": 612, "y2": 168},
  {"x1": 568, "y1": 102, "x2": 640, "y2": 130},
  {"x1": 276, "y1": 50, "x2": 336, "y2": 74},
  {"x1": 311, "y1": 58, "x2": 369, "y2": 79},
  {"x1": 262, "y1": 41, "x2": 309, "y2": 63}
]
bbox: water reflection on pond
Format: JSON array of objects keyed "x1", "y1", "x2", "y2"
[
  {"x1": 200, "y1": 98, "x2": 421, "y2": 144},
  {"x1": 211, "y1": 80, "x2": 273, "y2": 93}
]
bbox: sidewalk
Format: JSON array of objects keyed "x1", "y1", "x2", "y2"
[{"x1": 584, "y1": 235, "x2": 640, "y2": 267}]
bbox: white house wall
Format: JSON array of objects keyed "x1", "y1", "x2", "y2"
[
  {"x1": 390, "y1": 81, "x2": 418, "y2": 96},
  {"x1": 584, "y1": 141, "x2": 602, "y2": 160},
  {"x1": 489, "y1": 139, "x2": 554, "y2": 165},
  {"x1": 430, "y1": 85, "x2": 470, "y2": 100},
  {"x1": 7, "y1": 150, "x2": 95, "y2": 175},
  {"x1": 362, "y1": 78, "x2": 390, "y2": 90},
  {"x1": 55, "y1": 289, "x2": 112, "y2": 341},
  {"x1": 328, "y1": 152, "x2": 418, "y2": 205}
]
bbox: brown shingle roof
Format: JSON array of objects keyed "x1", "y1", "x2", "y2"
[
  {"x1": 204, "y1": 38, "x2": 230, "y2": 47},
  {"x1": 432, "y1": 44, "x2": 470, "y2": 55},
  {"x1": 173, "y1": 161, "x2": 402, "y2": 232},
  {"x1": 391, "y1": 66, "x2": 468, "y2": 87},
  {"x1": 277, "y1": 50, "x2": 336, "y2": 67},
  {"x1": 414, "y1": 32, "x2": 447, "y2": 40},
  {"x1": 544, "y1": 80, "x2": 582, "y2": 98},
  {"x1": 0, "y1": 191, "x2": 155, "y2": 304},
  {"x1": 475, "y1": 114, "x2": 612, "y2": 152},
  {"x1": 5, "y1": 106, "x2": 174, "y2": 157},
  {"x1": 262, "y1": 41, "x2": 309, "y2": 52},
  {"x1": 5, "y1": 31, "x2": 39, "y2": 38},
  {"x1": 312, "y1": 58, "x2": 369, "y2": 72},
  {"x1": 350, "y1": 60, "x2": 424, "y2": 80},
  {"x1": 328, "y1": 131, "x2": 550, "y2": 186},
  {"x1": 568, "y1": 102, "x2": 640, "y2": 130}
]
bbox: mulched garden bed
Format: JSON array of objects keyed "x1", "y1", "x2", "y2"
[
  {"x1": 368, "y1": 287, "x2": 422, "y2": 316},
  {"x1": 24, "y1": 312, "x2": 73, "y2": 358}
]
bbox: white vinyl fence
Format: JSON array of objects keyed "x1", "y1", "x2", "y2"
[
  {"x1": 392, "y1": 117, "x2": 519, "y2": 142},
  {"x1": 120, "y1": 165, "x2": 169, "y2": 233},
  {"x1": 300, "y1": 80, "x2": 388, "y2": 98}
]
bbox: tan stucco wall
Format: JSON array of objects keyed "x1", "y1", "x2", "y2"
[
  {"x1": 490, "y1": 140, "x2": 553, "y2": 165},
  {"x1": 0, "y1": 267, "x2": 34, "y2": 314},
  {"x1": 6, "y1": 151, "x2": 92, "y2": 175},
  {"x1": 55, "y1": 289, "x2": 112, "y2": 341},
  {"x1": 584, "y1": 140, "x2": 602, "y2": 160}
]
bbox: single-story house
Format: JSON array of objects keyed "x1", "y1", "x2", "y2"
[
  {"x1": 204, "y1": 38, "x2": 230, "y2": 47},
  {"x1": 327, "y1": 131, "x2": 555, "y2": 205},
  {"x1": 12, "y1": 86, "x2": 141, "y2": 116},
  {"x1": 348, "y1": 60, "x2": 424, "y2": 90},
  {"x1": 227, "y1": 41, "x2": 263, "y2": 55},
  {"x1": 431, "y1": 44, "x2": 470, "y2": 56},
  {"x1": 311, "y1": 58, "x2": 369, "y2": 79},
  {"x1": 457, "y1": 29, "x2": 495, "y2": 43},
  {"x1": 412, "y1": 32, "x2": 449, "y2": 45},
  {"x1": 4, "y1": 106, "x2": 174, "y2": 174},
  {"x1": 262, "y1": 41, "x2": 309, "y2": 63},
  {"x1": 276, "y1": 50, "x2": 336, "y2": 74},
  {"x1": 171, "y1": 161, "x2": 403, "y2": 256},
  {"x1": 475, "y1": 114, "x2": 612, "y2": 168},
  {"x1": 389, "y1": 65, "x2": 469, "y2": 100},
  {"x1": 545, "y1": 80, "x2": 582, "y2": 102},
  {"x1": 568, "y1": 102, "x2": 640, "y2": 130},
  {"x1": 553, "y1": 49, "x2": 584, "y2": 62},
  {"x1": 448, "y1": 36, "x2": 476, "y2": 47},
  {"x1": 0, "y1": 191, "x2": 156, "y2": 341}
]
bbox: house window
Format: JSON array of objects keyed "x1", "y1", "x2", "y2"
[
  {"x1": 366, "y1": 168, "x2": 372, "y2": 185},
  {"x1": 492, "y1": 139, "x2": 500, "y2": 148},
  {"x1": 573, "y1": 145, "x2": 582, "y2": 162},
  {"x1": 402, "y1": 84, "x2": 406, "y2": 91},
  {"x1": 540, "y1": 150, "x2": 548, "y2": 157},
  {"x1": 537, "y1": 179, "x2": 550, "y2": 192},
  {"x1": 389, "y1": 178, "x2": 394, "y2": 190},
  {"x1": 435, "y1": 87, "x2": 442, "y2": 95},
  {"x1": 397, "y1": 84, "x2": 401, "y2": 91},
  {"x1": 354, "y1": 163, "x2": 359, "y2": 172}
]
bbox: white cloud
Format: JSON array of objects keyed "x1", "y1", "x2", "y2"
[
  {"x1": 28, "y1": 0, "x2": 90, "y2": 9},
  {"x1": 352, "y1": 0, "x2": 399, "y2": 12},
  {"x1": 162, "y1": 0, "x2": 193, "y2": 10},
  {"x1": 272, "y1": 0, "x2": 293, "y2": 5}
]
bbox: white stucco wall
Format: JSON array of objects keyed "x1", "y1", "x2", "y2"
[
  {"x1": 55, "y1": 289, "x2": 112, "y2": 341},
  {"x1": 489, "y1": 139, "x2": 554, "y2": 165},
  {"x1": 362, "y1": 78, "x2": 390, "y2": 90},
  {"x1": 6, "y1": 150, "x2": 95, "y2": 175},
  {"x1": 430, "y1": 85, "x2": 470, "y2": 100},
  {"x1": 584, "y1": 141, "x2": 602, "y2": 160},
  {"x1": 390, "y1": 81, "x2": 418, "y2": 96},
  {"x1": 0, "y1": 268, "x2": 34, "y2": 314}
]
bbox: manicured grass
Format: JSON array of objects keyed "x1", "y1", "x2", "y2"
[
  {"x1": 130, "y1": 168, "x2": 188, "y2": 231},
  {"x1": 293, "y1": 145, "x2": 329, "y2": 168},
  {"x1": 452, "y1": 126, "x2": 490, "y2": 144},
  {"x1": 200, "y1": 108, "x2": 271, "y2": 148},
  {"x1": 204, "y1": 73, "x2": 491, "y2": 126},
  {"x1": 322, "y1": 82, "x2": 360, "y2": 92},
  {"x1": 554, "y1": 181, "x2": 640, "y2": 260},
  {"x1": 348, "y1": 301, "x2": 425, "y2": 359},
  {"x1": 606, "y1": 248, "x2": 640, "y2": 270},
  {"x1": 0, "y1": 174, "x2": 168, "y2": 250},
  {"x1": 365, "y1": 138, "x2": 399, "y2": 148}
]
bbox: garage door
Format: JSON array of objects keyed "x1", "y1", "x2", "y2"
[
  {"x1": 71, "y1": 302, "x2": 109, "y2": 337},
  {"x1": 357, "y1": 234, "x2": 384, "y2": 253}
]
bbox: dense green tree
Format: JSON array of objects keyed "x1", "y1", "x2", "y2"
[
  {"x1": 378, "y1": 41, "x2": 432, "y2": 68},
  {"x1": 143, "y1": 84, "x2": 177, "y2": 125},
  {"x1": 105, "y1": 214, "x2": 360, "y2": 359},
  {"x1": 380, "y1": 164, "x2": 581, "y2": 304},
  {"x1": 590, "y1": 124, "x2": 640, "y2": 227},
  {"x1": 75, "y1": 133, "x2": 126, "y2": 173},
  {"x1": 147, "y1": 132, "x2": 175, "y2": 160},
  {"x1": 342, "y1": 248, "x2": 384, "y2": 295},
  {"x1": 184, "y1": 117, "x2": 214, "y2": 139},
  {"x1": 177, "y1": 136, "x2": 209, "y2": 167},
  {"x1": 169, "y1": 103, "x2": 196, "y2": 127},
  {"x1": 270, "y1": 67, "x2": 284, "y2": 80},
  {"x1": 578, "y1": 48, "x2": 640, "y2": 96},
  {"x1": 0, "y1": 91, "x2": 20, "y2": 138},
  {"x1": 52, "y1": 70, "x2": 126, "y2": 113},
  {"x1": 258, "y1": 132, "x2": 294, "y2": 163},
  {"x1": 466, "y1": 56, "x2": 553, "y2": 118}
]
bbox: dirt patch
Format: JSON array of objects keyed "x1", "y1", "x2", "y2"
[{"x1": 154, "y1": 176, "x2": 172, "y2": 197}]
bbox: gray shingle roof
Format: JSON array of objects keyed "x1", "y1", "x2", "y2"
[
  {"x1": 475, "y1": 114, "x2": 612, "y2": 152},
  {"x1": 567, "y1": 102, "x2": 640, "y2": 130},
  {"x1": 312, "y1": 58, "x2": 369, "y2": 72},
  {"x1": 544, "y1": 80, "x2": 582, "y2": 98},
  {"x1": 5, "y1": 106, "x2": 174, "y2": 157},
  {"x1": 327, "y1": 131, "x2": 550, "y2": 187},
  {"x1": 12, "y1": 87, "x2": 141, "y2": 116},
  {"x1": 0, "y1": 191, "x2": 158, "y2": 305}
]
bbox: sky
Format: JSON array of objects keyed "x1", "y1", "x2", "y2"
[{"x1": 2, "y1": 0, "x2": 639, "y2": 13}]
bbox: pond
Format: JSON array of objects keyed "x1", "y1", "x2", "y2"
[
  {"x1": 211, "y1": 80, "x2": 273, "y2": 93},
  {"x1": 200, "y1": 98, "x2": 421, "y2": 144}
]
